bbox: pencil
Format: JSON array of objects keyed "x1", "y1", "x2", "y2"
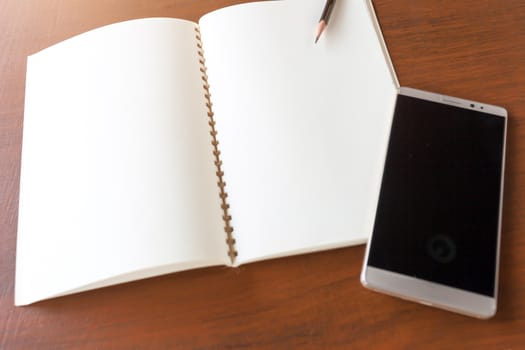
[{"x1": 315, "y1": 0, "x2": 336, "y2": 43}]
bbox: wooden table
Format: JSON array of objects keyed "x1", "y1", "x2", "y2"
[{"x1": 1, "y1": 0, "x2": 524, "y2": 348}]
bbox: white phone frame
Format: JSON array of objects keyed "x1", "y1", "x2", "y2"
[{"x1": 361, "y1": 87, "x2": 507, "y2": 319}]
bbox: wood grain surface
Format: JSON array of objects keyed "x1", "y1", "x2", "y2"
[{"x1": 1, "y1": 0, "x2": 524, "y2": 348}]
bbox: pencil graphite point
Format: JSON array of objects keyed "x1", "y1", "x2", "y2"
[{"x1": 315, "y1": 20, "x2": 326, "y2": 44}]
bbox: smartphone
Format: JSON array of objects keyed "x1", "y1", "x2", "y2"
[{"x1": 361, "y1": 87, "x2": 507, "y2": 318}]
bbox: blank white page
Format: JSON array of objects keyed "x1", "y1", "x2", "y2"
[
  {"x1": 16, "y1": 18, "x2": 228, "y2": 305},
  {"x1": 199, "y1": 0, "x2": 398, "y2": 264}
]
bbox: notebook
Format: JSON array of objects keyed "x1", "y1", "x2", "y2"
[{"x1": 15, "y1": 0, "x2": 399, "y2": 305}]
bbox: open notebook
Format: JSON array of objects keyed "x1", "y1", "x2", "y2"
[{"x1": 16, "y1": 0, "x2": 399, "y2": 305}]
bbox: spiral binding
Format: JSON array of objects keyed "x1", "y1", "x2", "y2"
[{"x1": 194, "y1": 26, "x2": 237, "y2": 263}]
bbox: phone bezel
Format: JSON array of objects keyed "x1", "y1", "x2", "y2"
[{"x1": 361, "y1": 87, "x2": 507, "y2": 319}]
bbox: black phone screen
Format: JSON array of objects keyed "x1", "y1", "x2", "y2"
[{"x1": 367, "y1": 94, "x2": 506, "y2": 297}]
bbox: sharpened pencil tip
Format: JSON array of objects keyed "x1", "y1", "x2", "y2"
[{"x1": 314, "y1": 20, "x2": 326, "y2": 45}]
